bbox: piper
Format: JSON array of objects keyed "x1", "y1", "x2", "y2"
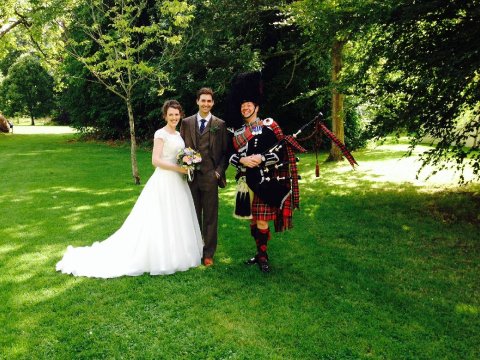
[{"x1": 228, "y1": 72, "x2": 304, "y2": 273}]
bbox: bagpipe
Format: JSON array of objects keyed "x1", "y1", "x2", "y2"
[{"x1": 236, "y1": 112, "x2": 358, "y2": 216}]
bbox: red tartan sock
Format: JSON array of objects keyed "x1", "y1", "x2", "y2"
[{"x1": 256, "y1": 228, "x2": 270, "y2": 262}]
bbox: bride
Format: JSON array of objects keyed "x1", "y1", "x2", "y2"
[{"x1": 56, "y1": 100, "x2": 203, "y2": 278}]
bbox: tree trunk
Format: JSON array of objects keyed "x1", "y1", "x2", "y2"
[
  {"x1": 30, "y1": 113, "x2": 35, "y2": 126},
  {"x1": 327, "y1": 39, "x2": 345, "y2": 162},
  {"x1": 126, "y1": 99, "x2": 141, "y2": 185}
]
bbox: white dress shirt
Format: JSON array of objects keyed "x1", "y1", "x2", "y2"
[{"x1": 196, "y1": 113, "x2": 212, "y2": 130}]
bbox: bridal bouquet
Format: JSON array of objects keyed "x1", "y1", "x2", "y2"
[{"x1": 177, "y1": 147, "x2": 202, "y2": 181}]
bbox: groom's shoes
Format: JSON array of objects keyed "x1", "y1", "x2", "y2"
[{"x1": 203, "y1": 257, "x2": 214, "y2": 267}]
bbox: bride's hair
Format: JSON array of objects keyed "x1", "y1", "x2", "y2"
[{"x1": 162, "y1": 100, "x2": 184, "y2": 118}]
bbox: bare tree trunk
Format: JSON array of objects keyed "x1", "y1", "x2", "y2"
[
  {"x1": 327, "y1": 39, "x2": 345, "y2": 162},
  {"x1": 29, "y1": 108, "x2": 35, "y2": 126},
  {"x1": 126, "y1": 99, "x2": 141, "y2": 185}
]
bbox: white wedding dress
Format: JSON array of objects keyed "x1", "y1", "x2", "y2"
[{"x1": 56, "y1": 128, "x2": 203, "y2": 278}]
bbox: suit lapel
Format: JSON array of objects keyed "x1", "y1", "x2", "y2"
[
  {"x1": 209, "y1": 117, "x2": 217, "y2": 152},
  {"x1": 189, "y1": 116, "x2": 197, "y2": 149}
]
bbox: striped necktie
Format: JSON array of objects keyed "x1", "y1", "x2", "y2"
[{"x1": 199, "y1": 119, "x2": 206, "y2": 134}]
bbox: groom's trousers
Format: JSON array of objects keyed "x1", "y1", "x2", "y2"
[{"x1": 188, "y1": 171, "x2": 219, "y2": 259}]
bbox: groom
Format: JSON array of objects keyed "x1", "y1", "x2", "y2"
[{"x1": 180, "y1": 88, "x2": 228, "y2": 266}]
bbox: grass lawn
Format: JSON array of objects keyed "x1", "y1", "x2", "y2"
[{"x1": 0, "y1": 133, "x2": 479, "y2": 359}]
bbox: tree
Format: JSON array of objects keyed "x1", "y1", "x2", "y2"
[
  {"x1": 59, "y1": 1, "x2": 336, "y2": 147},
  {"x1": 167, "y1": 0, "x2": 326, "y2": 135},
  {"x1": 0, "y1": 0, "x2": 75, "y2": 67},
  {"x1": 352, "y1": 0, "x2": 480, "y2": 181},
  {"x1": 66, "y1": 0, "x2": 194, "y2": 184},
  {"x1": 166, "y1": 0, "x2": 268, "y2": 121},
  {"x1": 1, "y1": 0, "x2": 79, "y2": 127},
  {"x1": 0, "y1": 49, "x2": 23, "y2": 76},
  {"x1": 0, "y1": 55, "x2": 54, "y2": 125},
  {"x1": 285, "y1": 0, "x2": 392, "y2": 160}
]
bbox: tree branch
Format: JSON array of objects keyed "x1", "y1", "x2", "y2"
[{"x1": 0, "y1": 19, "x2": 24, "y2": 39}]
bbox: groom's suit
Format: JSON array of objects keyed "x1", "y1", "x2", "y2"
[{"x1": 180, "y1": 114, "x2": 228, "y2": 259}]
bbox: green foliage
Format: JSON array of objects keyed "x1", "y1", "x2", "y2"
[
  {"x1": 56, "y1": 51, "x2": 128, "y2": 137},
  {"x1": 351, "y1": 0, "x2": 480, "y2": 182},
  {"x1": 1, "y1": 134, "x2": 479, "y2": 358},
  {"x1": 282, "y1": 0, "x2": 391, "y2": 150},
  {"x1": 1, "y1": 0, "x2": 80, "y2": 127},
  {"x1": 0, "y1": 55, "x2": 54, "y2": 124},
  {"x1": 57, "y1": 0, "x2": 194, "y2": 141},
  {"x1": 166, "y1": 0, "x2": 267, "y2": 107},
  {"x1": 67, "y1": 0, "x2": 193, "y2": 101},
  {"x1": 7, "y1": 0, "x2": 478, "y2": 182},
  {"x1": 287, "y1": 0, "x2": 391, "y2": 44},
  {"x1": 0, "y1": 49, "x2": 23, "y2": 76},
  {"x1": 57, "y1": 55, "x2": 167, "y2": 139},
  {"x1": 59, "y1": 0, "x2": 331, "y2": 141},
  {"x1": 0, "y1": 0, "x2": 76, "y2": 72},
  {"x1": 167, "y1": 0, "x2": 327, "y2": 133},
  {"x1": 343, "y1": 98, "x2": 368, "y2": 150}
]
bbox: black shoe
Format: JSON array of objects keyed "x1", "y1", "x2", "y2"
[
  {"x1": 245, "y1": 256, "x2": 258, "y2": 265},
  {"x1": 258, "y1": 260, "x2": 270, "y2": 273}
]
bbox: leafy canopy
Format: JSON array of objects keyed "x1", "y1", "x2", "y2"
[
  {"x1": 352, "y1": 0, "x2": 480, "y2": 181},
  {"x1": 0, "y1": 54, "x2": 54, "y2": 122}
]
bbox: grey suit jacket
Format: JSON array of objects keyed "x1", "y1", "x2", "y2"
[{"x1": 180, "y1": 114, "x2": 229, "y2": 186}]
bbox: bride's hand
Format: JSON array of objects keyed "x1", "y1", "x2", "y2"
[{"x1": 179, "y1": 166, "x2": 189, "y2": 175}]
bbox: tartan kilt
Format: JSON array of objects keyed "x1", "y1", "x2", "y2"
[{"x1": 252, "y1": 194, "x2": 277, "y2": 221}]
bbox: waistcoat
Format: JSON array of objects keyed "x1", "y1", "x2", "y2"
[{"x1": 195, "y1": 122, "x2": 214, "y2": 174}]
